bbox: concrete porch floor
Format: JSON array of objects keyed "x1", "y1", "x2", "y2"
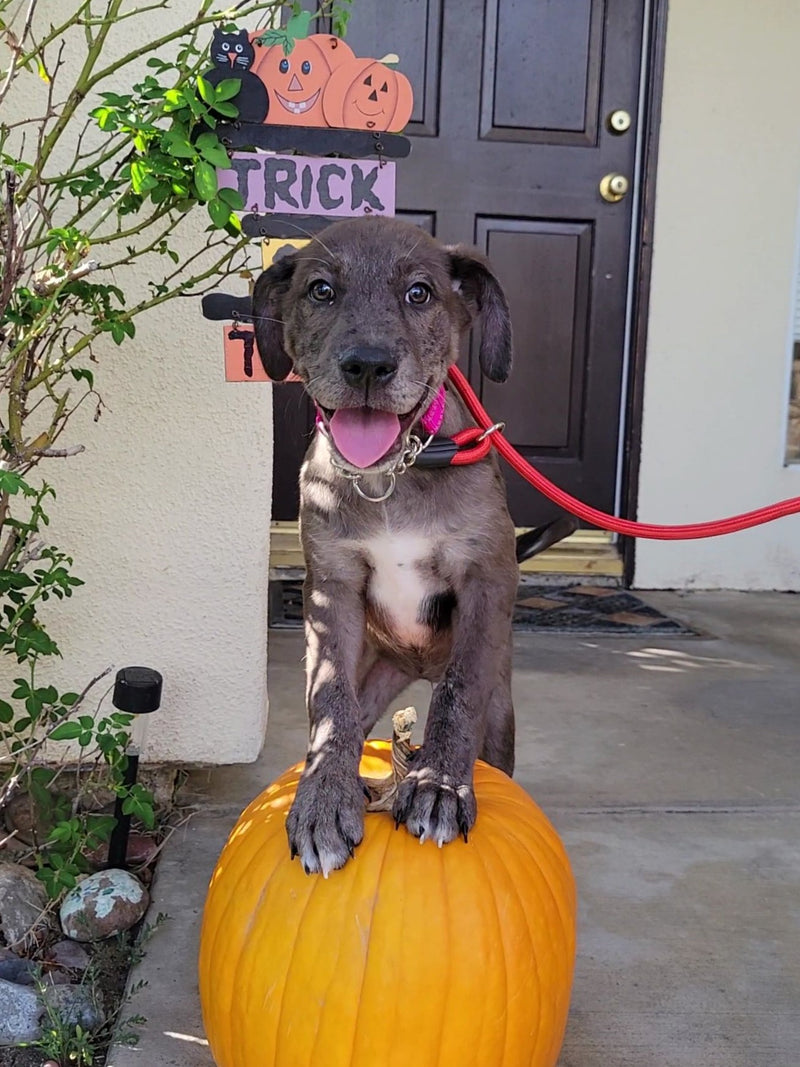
[{"x1": 109, "y1": 591, "x2": 800, "y2": 1067}]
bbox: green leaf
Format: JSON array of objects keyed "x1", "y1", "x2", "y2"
[
  {"x1": 92, "y1": 107, "x2": 118, "y2": 132},
  {"x1": 196, "y1": 75, "x2": 216, "y2": 105},
  {"x1": 213, "y1": 78, "x2": 241, "y2": 102},
  {"x1": 193, "y1": 159, "x2": 218, "y2": 202},
  {"x1": 162, "y1": 128, "x2": 196, "y2": 159},
  {"x1": 207, "y1": 197, "x2": 231, "y2": 228},
  {"x1": 70, "y1": 367, "x2": 95, "y2": 389},
  {"x1": 195, "y1": 131, "x2": 230, "y2": 169},
  {"x1": 258, "y1": 29, "x2": 288, "y2": 46},
  {"x1": 131, "y1": 159, "x2": 158, "y2": 194},
  {"x1": 50, "y1": 721, "x2": 83, "y2": 741},
  {"x1": 212, "y1": 100, "x2": 238, "y2": 118},
  {"x1": 0, "y1": 470, "x2": 29, "y2": 496},
  {"x1": 286, "y1": 10, "x2": 313, "y2": 40},
  {"x1": 217, "y1": 187, "x2": 244, "y2": 210},
  {"x1": 20, "y1": 626, "x2": 58, "y2": 655},
  {"x1": 0, "y1": 700, "x2": 13, "y2": 724},
  {"x1": 61, "y1": 692, "x2": 80, "y2": 706},
  {"x1": 2, "y1": 572, "x2": 35, "y2": 589},
  {"x1": 163, "y1": 88, "x2": 185, "y2": 109}
]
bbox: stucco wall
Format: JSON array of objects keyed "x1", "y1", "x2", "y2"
[
  {"x1": 3, "y1": 7, "x2": 274, "y2": 764},
  {"x1": 38, "y1": 303, "x2": 273, "y2": 765},
  {"x1": 635, "y1": 0, "x2": 800, "y2": 589}
]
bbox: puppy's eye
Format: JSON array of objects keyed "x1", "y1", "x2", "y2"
[
  {"x1": 308, "y1": 279, "x2": 335, "y2": 303},
  {"x1": 405, "y1": 282, "x2": 432, "y2": 306}
]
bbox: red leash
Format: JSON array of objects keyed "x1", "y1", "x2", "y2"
[{"x1": 447, "y1": 365, "x2": 800, "y2": 541}]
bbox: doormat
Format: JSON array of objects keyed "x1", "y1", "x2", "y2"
[{"x1": 268, "y1": 580, "x2": 695, "y2": 636}]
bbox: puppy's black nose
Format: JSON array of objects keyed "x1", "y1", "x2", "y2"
[{"x1": 338, "y1": 346, "x2": 398, "y2": 388}]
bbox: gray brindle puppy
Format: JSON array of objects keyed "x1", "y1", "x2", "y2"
[{"x1": 253, "y1": 216, "x2": 518, "y2": 876}]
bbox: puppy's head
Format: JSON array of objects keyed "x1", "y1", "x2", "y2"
[{"x1": 252, "y1": 217, "x2": 511, "y2": 468}]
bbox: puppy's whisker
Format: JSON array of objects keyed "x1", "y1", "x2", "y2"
[
  {"x1": 265, "y1": 219, "x2": 335, "y2": 257},
  {"x1": 398, "y1": 237, "x2": 424, "y2": 264},
  {"x1": 296, "y1": 256, "x2": 334, "y2": 270},
  {"x1": 248, "y1": 313, "x2": 285, "y2": 326}
]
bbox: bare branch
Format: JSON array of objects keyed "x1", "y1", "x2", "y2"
[{"x1": 0, "y1": 0, "x2": 39, "y2": 106}]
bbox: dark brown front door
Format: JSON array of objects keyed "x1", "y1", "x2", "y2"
[{"x1": 273, "y1": 0, "x2": 647, "y2": 527}]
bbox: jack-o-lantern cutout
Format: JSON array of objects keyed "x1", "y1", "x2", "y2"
[
  {"x1": 322, "y1": 58, "x2": 414, "y2": 133},
  {"x1": 249, "y1": 33, "x2": 354, "y2": 127}
]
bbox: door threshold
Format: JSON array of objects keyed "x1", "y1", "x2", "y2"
[{"x1": 270, "y1": 521, "x2": 623, "y2": 579}]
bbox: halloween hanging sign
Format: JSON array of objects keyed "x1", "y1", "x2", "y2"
[
  {"x1": 218, "y1": 153, "x2": 396, "y2": 217},
  {"x1": 201, "y1": 11, "x2": 414, "y2": 133}
]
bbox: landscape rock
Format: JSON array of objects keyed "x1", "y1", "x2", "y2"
[
  {"x1": 59, "y1": 868, "x2": 149, "y2": 942},
  {"x1": 0, "y1": 862, "x2": 55, "y2": 950},
  {"x1": 46, "y1": 981, "x2": 104, "y2": 1029},
  {"x1": 0, "y1": 976, "x2": 102, "y2": 1045},
  {"x1": 85, "y1": 830, "x2": 159, "y2": 870},
  {"x1": 47, "y1": 938, "x2": 91, "y2": 972},
  {"x1": 0, "y1": 946, "x2": 37, "y2": 985},
  {"x1": 3, "y1": 791, "x2": 69, "y2": 846},
  {"x1": 0, "y1": 976, "x2": 40, "y2": 1044}
]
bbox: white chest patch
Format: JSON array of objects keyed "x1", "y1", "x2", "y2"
[{"x1": 363, "y1": 533, "x2": 434, "y2": 646}]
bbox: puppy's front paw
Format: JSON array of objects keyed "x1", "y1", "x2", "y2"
[
  {"x1": 392, "y1": 762, "x2": 477, "y2": 846},
  {"x1": 286, "y1": 766, "x2": 366, "y2": 877}
]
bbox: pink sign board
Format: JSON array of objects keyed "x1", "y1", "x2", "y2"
[{"x1": 218, "y1": 153, "x2": 395, "y2": 218}]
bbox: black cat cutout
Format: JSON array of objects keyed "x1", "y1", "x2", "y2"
[{"x1": 205, "y1": 28, "x2": 268, "y2": 124}]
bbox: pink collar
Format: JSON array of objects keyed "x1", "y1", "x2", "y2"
[{"x1": 420, "y1": 384, "x2": 446, "y2": 435}]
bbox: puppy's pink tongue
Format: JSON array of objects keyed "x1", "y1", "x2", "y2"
[{"x1": 328, "y1": 408, "x2": 401, "y2": 469}]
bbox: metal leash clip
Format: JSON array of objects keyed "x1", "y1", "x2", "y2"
[{"x1": 477, "y1": 421, "x2": 506, "y2": 442}]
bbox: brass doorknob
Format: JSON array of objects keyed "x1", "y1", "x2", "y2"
[
  {"x1": 599, "y1": 173, "x2": 630, "y2": 203},
  {"x1": 607, "y1": 109, "x2": 632, "y2": 134}
]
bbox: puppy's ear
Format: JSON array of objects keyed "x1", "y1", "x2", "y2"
[
  {"x1": 447, "y1": 247, "x2": 513, "y2": 382},
  {"x1": 252, "y1": 255, "x2": 296, "y2": 381}
]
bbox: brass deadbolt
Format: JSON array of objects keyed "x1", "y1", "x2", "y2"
[
  {"x1": 599, "y1": 173, "x2": 630, "y2": 203},
  {"x1": 608, "y1": 109, "x2": 632, "y2": 134}
]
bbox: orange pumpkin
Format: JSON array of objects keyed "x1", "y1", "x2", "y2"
[
  {"x1": 249, "y1": 33, "x2": 355, "y2": 127},
  {"x1": 199, "y1": 740, "x2": 576, "y2": 1067},
  {"x1": 322, "y1": 57, "x2": 414, "y2": 132}
]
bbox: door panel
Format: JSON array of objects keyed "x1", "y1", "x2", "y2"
[
  {"x1": 477, "y1": 220, "x2": 593, "y2": 453},
  {"x1": 272, "y1": 0, "x2": 646, "y2": 528},
  {"x1": 481, "y1": 0, "x2": 603, "y2": 142}
]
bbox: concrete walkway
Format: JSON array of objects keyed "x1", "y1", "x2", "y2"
[{"x1": 107, "y1": 591, "x2": 800, "y2": 1066}]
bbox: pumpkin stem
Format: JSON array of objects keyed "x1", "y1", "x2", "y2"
[{"x1": 363, "y1": 707, "x2": 416, "y2": 811}]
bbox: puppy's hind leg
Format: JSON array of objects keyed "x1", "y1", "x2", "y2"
[
  {"x1": 479, "y1": 641, "x2": 515, "y2": 776},
  {"x1": 358, "y1": 655, "x2": 418, "y2": 735}
]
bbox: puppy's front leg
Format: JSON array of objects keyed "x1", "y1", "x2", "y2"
[
  {"x1": 393, "y1": 575, "x2": 515, "y2": 845},
  {"x1": 286, "y1": 575, "x2": 367, "y2": 876}
]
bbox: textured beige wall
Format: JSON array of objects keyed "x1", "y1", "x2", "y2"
[
  {"x1": 3, "y1": 5, "x2": 274, "y2": 763},
  {"x1": 635, "y1": 0, "x2": 800, "y2": 589},
  {"x1": 38, "y1": 301, "x2": 274, "y2": 764}
]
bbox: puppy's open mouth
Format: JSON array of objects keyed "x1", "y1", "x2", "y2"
[{"x1": 317, "y1": 403, "x2": 423, "y2": 469}]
